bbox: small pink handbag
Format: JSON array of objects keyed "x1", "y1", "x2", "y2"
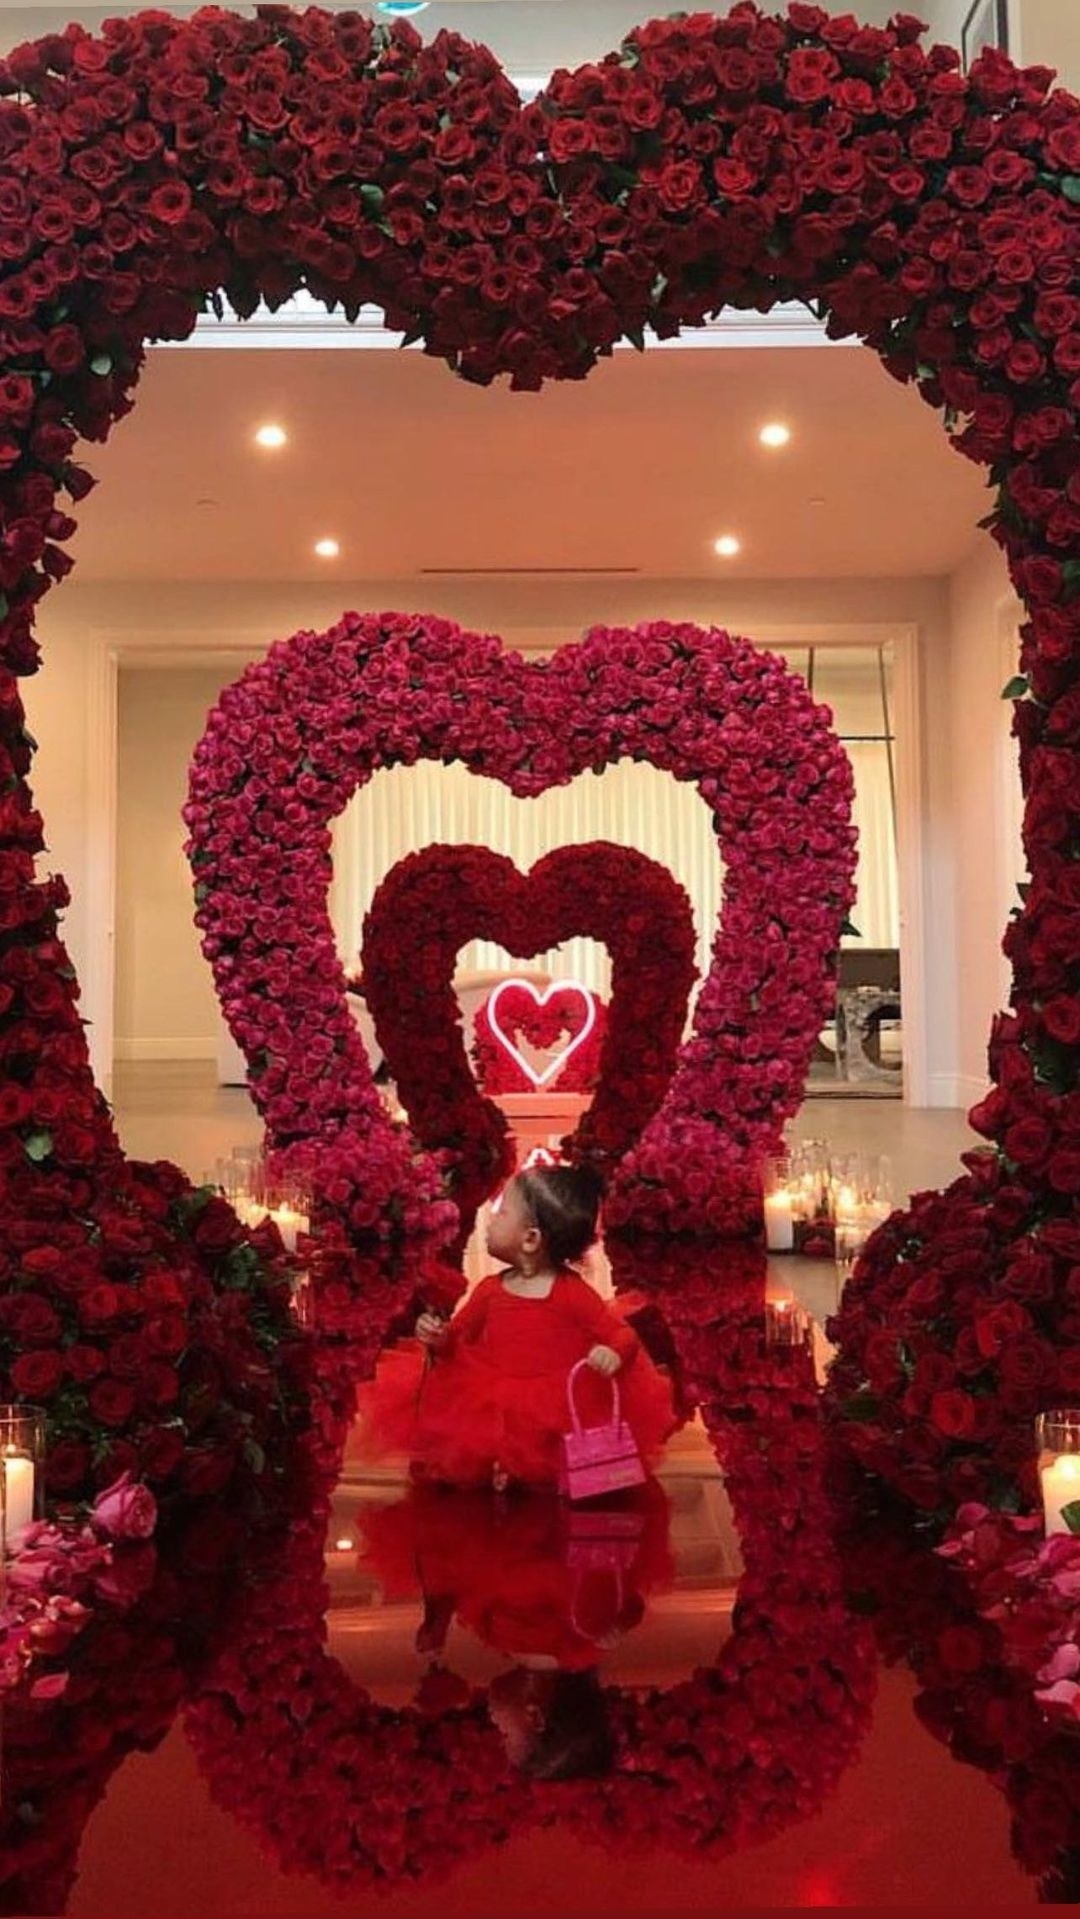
[{"x1": 559, "y1": 1359, "x2": 646, "y2": 1503}]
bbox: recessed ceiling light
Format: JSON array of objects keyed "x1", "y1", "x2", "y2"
[
  {"x1": 334, "y1": 1536, "x2": 354, "y2": 1552},
  {"x1": 314, "y1": 537, "x2": 341, "y2": 560},
  {"x1": 713, "y1": 534, "x2": 741, "y2": 558},
  {"x1": 254, "y1": 423, "x2": 288, "y2": 450},
  {"x1": 759, "y1": 421, "x2": 791, "y2": 449}
]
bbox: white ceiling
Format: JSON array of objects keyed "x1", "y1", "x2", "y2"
[{"x1": 68, "y1": 341, "x2": 989, "y2": 584}]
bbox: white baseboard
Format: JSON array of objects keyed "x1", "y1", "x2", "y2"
[
  {"x1": 926, "y1": 1072, "x2": 988, "y2": 1111},
  {"x1": 114, "y1": 1038, "x2": 217, "y2": 1062}
]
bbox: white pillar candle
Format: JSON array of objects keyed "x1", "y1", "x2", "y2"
[
  {"x1": 763, "y1": 1191, "x2": 794, "y2": 1252},
  {"x1": 269, "y1": 1205, "x2": 308, "y2": 1254},
  {"x1": 4, "y1": 1452, "x2": 34, "y2": 1541},
  {"x1": 1041, "y1": 1453, "x2": 1080, "y2": 1535}
]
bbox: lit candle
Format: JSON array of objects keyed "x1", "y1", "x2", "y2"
[
  {"x1": 234, "y1": 1193, "x2": 265, "y2": 1229},
  {"x1": 1041, "y1": 1453, "x2": 1080, "y2": 1535},
  {"x1": 4, "y1": 1451, "x2": 34, "y2": 1541},
  {"x1": 765, "y1": 1296, "x2": 805, "y2": 1347},
  {"x1": 763, "y1": 1190, "x2": 794, "y2": 1252},
  {"x1": 269, "y1": 1204, "x2": 308, "y2": 1254}
]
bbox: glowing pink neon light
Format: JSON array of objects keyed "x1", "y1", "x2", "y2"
[{"x1": 485, "y1": 978, "x2": 599, "y2": 1091}]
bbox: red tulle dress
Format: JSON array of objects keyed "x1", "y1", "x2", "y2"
[{"x1": 360, "y1": 1269, "x2": 677, "y2": 1491}]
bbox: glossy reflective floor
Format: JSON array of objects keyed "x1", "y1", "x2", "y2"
[{"x1": 0, "y1": 1077, "x2": 1060, "y2": 1914}]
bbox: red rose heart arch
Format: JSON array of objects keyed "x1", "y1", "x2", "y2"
[
  {"x1": 185, "y1": 613, "x2": 855, "y2": 1245},
  {"x1": 359, "y1": 840, "x2": 700, "y2": 1237},
  {"x1": 0, "y1": 3, "x2": 1073, "y2": 1516}
]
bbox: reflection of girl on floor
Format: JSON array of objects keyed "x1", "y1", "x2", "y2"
[{"x1": 359, "y1": 1483, "x2": 673, "y2": 1779}]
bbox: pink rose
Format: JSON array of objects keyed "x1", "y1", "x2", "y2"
[{"x1": 92, "y1": 1471, "x2": 157, "y2": 1541}]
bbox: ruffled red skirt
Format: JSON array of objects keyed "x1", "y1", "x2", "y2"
[{"x1": 357, "y1": 1334, "x2": 676, "y2": 1491}]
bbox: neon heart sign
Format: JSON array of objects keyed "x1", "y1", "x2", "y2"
[{"x1": 485, "y1": 978, "x2": 599, "y2": 1092}]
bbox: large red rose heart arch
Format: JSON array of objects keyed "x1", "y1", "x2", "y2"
[
  {"x1": 184, "y1": 613, "x2": 855, "y2": 1247},
  {"x1": 0, "y1": 3, "x2": 1073, "y2": 1518},
  {"x1": 359, "y1": 839, "x2": 699, "y2": 1240}
]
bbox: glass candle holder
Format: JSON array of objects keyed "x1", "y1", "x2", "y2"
[
  {"x1": 1037, "y1": 1410, "x2": 1080, "y2": 1536},
  {"x1": 762, "y1": 1156, "x2": 794, "y2": 1253},
  {"x1": 764, "y1": 1297, "x2": 810, "y2": 1349},
  {"x1": 790, "y1": 1141, "x2": 834, "y2": 1255},
  {"x1": 263, "y1": 1172, "x2": 311, "y2": 1255},
  {"x1": 0, "y1": 1405, "x2": 45, "y2": 1551}
]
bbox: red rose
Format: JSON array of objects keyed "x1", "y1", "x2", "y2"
[
  {"x1": 946, "y1": 165, "x2": 991, "y2": 206},
  {"x1": 1049, "y1": 1149, "x2": 1080, "y2": 1195},
  {"x1": 138, "y1": 1427, "x2": 186, "y2": 1481},
  {"x1": 999, "y1": 1335, "x2": 1054, "y2": 1390},
  {"x1": 1006, "y1": 341, "x2": 1047, "y2": 384},
  {"x1": 785, "y1": 48, "x2": 839, "y2": 104},
  {"x1": 193, "y1": 1195, "x2": 242, "y2": 1252},
  {"x1": 9, "y1": 1348, "x2": 63, "y2": 1397},
  {"x1": 45, "y1": 1438, "x2": 91, "y2": 1492},
  {"x1": 657, "y1": 161, "x2": 702, "y2": 213},
  {"x1": 974, "y1": 1300, "x2": 1031, "y2": 1357},
  {"x1": 1041, "y1": 997, "x2": 1080, "y2": 1044},
  {"x1": 43, "y1": 323, "x2": 86, "y2": 375},
  {"x1": 139, "y1": 1360, "x2": 180, "y2": 1410},
  {"x1": 1003, "y1": 1116, "x2": 1052, "y2": 1166},
  {"x1": 713, "y1": 158, "x2": 755, "y2": 197},
  {"x1": 930, "y1": 1389, "x2": 977, "y2": 1438},
  {"x1": 11, "y1": 1293, "x2": 61, "y2": 1342},
  {"x1": 89, "y1": 1377, "x2": 137, "y2": 1427},
  {"x1": 148, "y1": 181, "x2": 192, "y2": 225},
  {"x1": 78, "y1": 1282, "x2": 121, "y2": 1327}
]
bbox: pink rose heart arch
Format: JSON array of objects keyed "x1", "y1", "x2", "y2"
[
  {"x1": 359, "y1": 839, "x2": 699, "y2": 1240},
  {"x1": 184, "y1": 613, "x2": 856, "y2": 1252},
  {"x1": 0, "y1": 1, "x2": 1070, "y2": 1520}
]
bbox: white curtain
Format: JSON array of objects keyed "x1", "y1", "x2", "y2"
[
  {"x1": 845, "y1": 742, "x2": 899, "y2": 950},
  {"x1": 331, "y1": 760, "x2": 718, "y2": 1000},
  {"x1": 330, "y1": 744, "x2": 899, "y2": 998}
]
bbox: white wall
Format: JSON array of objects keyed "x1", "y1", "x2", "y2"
[
  {"x1": 22, "y1": 628, "x2": 115, "y2": 1087},
  {"x1": 114, "y1": 668, "x2": 227, "y2": 1061},
  {"x1": 945, "y1": 537, "x2": 1023, "y2": 1107},
  {"x1": 1019, "y1": 0, "x2": 1080, "y2": 83}
]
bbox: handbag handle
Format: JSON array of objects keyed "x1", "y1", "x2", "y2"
[{"x1": 566, "y1": 1357, "x2": 620, "y2": 1434}]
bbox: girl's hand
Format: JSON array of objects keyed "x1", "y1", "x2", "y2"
[
  {"x1": 586, "y1": 1343, "x2": 622, "y2": 1377},
  {"x1": 416, "y1": 1312, "x2": 449, "y2": 1349}
]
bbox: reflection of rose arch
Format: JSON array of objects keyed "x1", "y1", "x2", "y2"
[
  {"x1": 0, "y1": 8, "x2": 1074, "y2": 1512},
  {"x1": 186, "y1": 1264, "x2": 875, "y2": 1892}
]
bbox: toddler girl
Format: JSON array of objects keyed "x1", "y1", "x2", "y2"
[{"x1": 370, "y1": 1165, "x2": 676, "y2": 1491}]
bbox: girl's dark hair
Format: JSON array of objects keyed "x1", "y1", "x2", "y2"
[
  {"x1": 517, "y1": 1164, "x2": 604, "y2": 1266},
  {"x1": 520, "y1": 1669, "x2": 613, "y2": 1782}
]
